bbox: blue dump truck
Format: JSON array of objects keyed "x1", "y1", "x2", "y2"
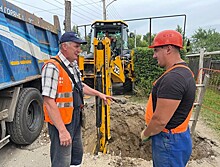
[{"x1": 0, "y1": 0, "x2": 60, "y2": 149}]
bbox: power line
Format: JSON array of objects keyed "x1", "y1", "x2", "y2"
[
  {"x1": 111, "y1": 5, "x2": 122, "y2": 19},
  {"x1": 106, "y1": 5, "x2": 118, "y2": 20},
  {"x1": 71, "y1": 10, "x2": 94, "y2": 22},
  {"x1": 41, "y1": 0, "x2": 92, "y2": 25},
  {"x1": 106, "y1": 8, "x2": 116, "y2": 20},
  {"x1": 34, "y1": 7, "x2": 62, "y2": 13},
  {"x1": 9, "y1": 0, "x2": 96, "y2": 26},
  {"x1": 42, "y1": 0, "x2": 62, "y2": 9},
  {"x1": 89, "y1": 0, "x2": 102, "y2": 9},
  {"x1": 9, "y1": 0, "x2": 51, "y2": 11},
  {"x1": 74, "y1": 0, "x2": 102, "y2": 16},
  {"x1": 9, "y1": 0, "x2": 64, "y2": 18},
  {"x1": 83, "y1": 0, "x2": 102, "y2": 12},
  {"x1": 9, "y1": 0, "x2": 79, "y2": 25},
  {"x1": 75, "y1": 0, "x2": 102, "y2": 7},
  {"x1": 54, "y1": 0, "x2": 63, "y2": 6},
  {"x1": 49, "y1": 0, "x2": 102, "y2": 23},
  {"x1": 105, "y1": 0, "x2": 121, "y2": 19},
  {"x1": 72, "y1": 3, "x2": 100, "y2": 19}
]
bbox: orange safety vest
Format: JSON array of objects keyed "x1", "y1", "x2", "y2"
[
  {"x1": 43, "y1": 56, "x2": 74, "y2": 125},
  {"x1": 145, "y1": 64, "x2": 194, "y2": 134}
]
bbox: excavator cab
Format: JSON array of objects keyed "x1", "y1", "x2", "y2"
[
  {"x1": 84, "y1": 20, "x2": 134, "y2": 93},
  {"x1": 90, "y1": 20, "x2": 129, "y2": 57}
]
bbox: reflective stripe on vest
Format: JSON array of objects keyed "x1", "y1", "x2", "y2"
[
  {"x1": 43, "y1": 56, "x2": 74, "y2": 125},
  {"x1": 145, "y1": 64, "x2": 194, "y2": 134}
]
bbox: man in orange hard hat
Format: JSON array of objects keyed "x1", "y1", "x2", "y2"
[{"x1": 141, "y1": 30, "x2": 196, "y2": 167}]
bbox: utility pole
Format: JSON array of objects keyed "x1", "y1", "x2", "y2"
[
  {"x1": 102, "y1": 0, "x2": 106, "y2": 20},
  {"x1": 64, "y1": 0, "x2": 71, "y2": 32},
  {"x1": 102, "y1": 0, "x2": 117, "y2": 20}
]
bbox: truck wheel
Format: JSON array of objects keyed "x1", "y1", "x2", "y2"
[{"x1": 7, "y1": 88, "x2": 44, "y2": 145}]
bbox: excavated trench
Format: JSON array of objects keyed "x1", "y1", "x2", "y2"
[{"x1": 82, "y1": 99, "x2": 218, "y2": 161}]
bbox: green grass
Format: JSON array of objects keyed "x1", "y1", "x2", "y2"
[
  {"x1": 129, "y1": 95, "x2": 148, "y2": 104},
  {"x1": 201, "y1": 88, "x2": 220, "y2": 136}
]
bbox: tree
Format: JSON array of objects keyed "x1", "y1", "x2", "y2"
[
  {"x1": 176, "y1": 25, "x2": 183, "y2": 34},
  {"x1": 72, "y1": 25, "x2": 78, "y2": 33},
  {"x1": 191, "y1": 28, "x2": 220, "y2": 52},
  {"x1": 128, "y1": 34, "x2": 148, "y2": 49},
  {"x1": 72, "y1": 25, "x2": 91, "y2": 53}
]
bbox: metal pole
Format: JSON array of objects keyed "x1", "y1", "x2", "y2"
[
  {"x1": 102, "y1": 0, "x2": 106, "y2": 20},
  {"x1": 198, "y1": 48, "x2": 205, "y2": 84},
  {"x1": 149, "y1": 18, "x2": 152, "y2": 45},
  {"x1": 134, "y1": 30, "x2": 136, "y2": 48},
  {"x1": 64, "y1": 0, "x2": 71, "y2": 32},
  {"x1": 84, "y1": 25, "x2": 87, "y2": 39}
]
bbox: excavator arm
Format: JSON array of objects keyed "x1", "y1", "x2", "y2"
[{"x1": 93, "y1": 36, "x2": 112, "y2": 154}]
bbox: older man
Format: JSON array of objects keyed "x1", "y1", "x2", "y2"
[{"x1": 42, "y1": 32, "x2": 112, "y2": 167}]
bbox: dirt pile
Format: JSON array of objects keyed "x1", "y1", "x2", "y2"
[{"x1": 82, "y1": 98, "x2": 219, "y2": 162}]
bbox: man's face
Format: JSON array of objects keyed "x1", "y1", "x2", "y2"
[
  {"x1": 63, "y1": 42, "x2": 81, "y2": 62},
  {"x1": 153, "y1": 46, "x2": 168, "y2": 67}
]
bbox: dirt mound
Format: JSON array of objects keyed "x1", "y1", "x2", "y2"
[{"x1": 82, "y1": 99, "x2": 219, "y2": 162}]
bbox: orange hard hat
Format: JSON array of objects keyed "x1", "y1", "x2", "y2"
[{"x1": 149, "y1": 30, "x2": 183, "y2": 48}]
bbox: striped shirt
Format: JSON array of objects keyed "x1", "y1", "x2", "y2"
[{"x1": 41, "y1": 52, "x2": 82, "y2": 99}]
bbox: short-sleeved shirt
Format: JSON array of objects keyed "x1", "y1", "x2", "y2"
[
  {"x1": 41, "y1": 52, "x2": 82, "y2": 99},
  {"x1": 152, "y1": 63, "x2": 196, "y2": 129}
]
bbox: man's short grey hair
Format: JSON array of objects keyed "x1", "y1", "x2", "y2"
[{"x1": 59, "y1": 41, "x2": 72, "y2": 50}]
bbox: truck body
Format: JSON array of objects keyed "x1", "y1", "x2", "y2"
[{"x1": 0, "y1": 0, "x2": 60, "y2": 149}]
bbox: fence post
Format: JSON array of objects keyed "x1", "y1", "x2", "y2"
[
  {"x1": 196, "y1": 49, "x2": 205, "y2": 105},
  {"x1": 191, "y1": 74, "x2": 210, "y2": 135},
  {"x1": 198, "y1": 48, "x2": 205, "y2": 84}
]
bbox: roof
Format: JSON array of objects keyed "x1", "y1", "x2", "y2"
[{"x1": 91, "y1": 20, "x2": 128, "y2": 27}]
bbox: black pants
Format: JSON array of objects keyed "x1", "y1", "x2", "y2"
[{"x1": 48, "y1": 108, "x2": 83, "y2": 167}]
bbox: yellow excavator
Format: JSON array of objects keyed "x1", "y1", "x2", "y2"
[
  {"x1": 79, "y1": 20, "x2": 135, "y2": 154},
  {"x1": 79, "y1": 20, "x2": 135, "y2": 93}
]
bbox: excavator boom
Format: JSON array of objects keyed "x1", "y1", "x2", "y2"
[{"x1": 93, "y1": 36, "x2": 112, "y2": 154}]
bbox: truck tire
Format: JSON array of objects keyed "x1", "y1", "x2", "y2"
[{"x1": 7, "y1": 88, "x2": 44, "y2": 145}]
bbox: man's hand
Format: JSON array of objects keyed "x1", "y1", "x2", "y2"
[
  {"x1": 98, "y1": 93, "x2": 113, "y2": 105},
  {"x1": 59, "y1": 129, "x2": 72, "y2": 146},
  {"x1": 82, "y1": 83, "x2": 113, "y2": 105},
  {"x1": 141, "y1": 128, "x2": 151, "y2": 142}
]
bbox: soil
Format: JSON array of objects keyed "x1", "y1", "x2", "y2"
[{"x1": 0, "y1": 95, "x2": 220, "y2": 167}]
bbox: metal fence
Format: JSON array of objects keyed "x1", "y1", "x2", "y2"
[
  {"x1": 199, "y1": 68, "x2": 220, "y2": 92},
  {"x1": 187, "y1": 50, "x2": 220, "y2": 133},
  {"x1": 187, "y1": 50, "x2": 220, "y2": 79}
]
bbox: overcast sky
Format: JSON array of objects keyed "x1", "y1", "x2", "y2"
[{"x1": 6, "y1": 0, "x2": 220, "y2": 38}]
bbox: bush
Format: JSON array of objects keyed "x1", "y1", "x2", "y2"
[
  {"x1": 133, "y1": 47, "x2": 187, "y2": 97},
  {"x1": 133, "y1": 47, "x2": 164, "y2": 96}
]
